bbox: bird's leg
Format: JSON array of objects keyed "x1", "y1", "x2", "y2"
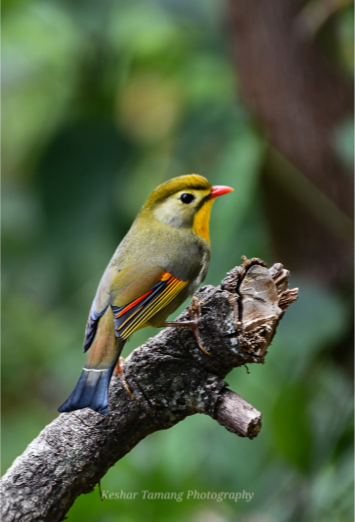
[
  {"x1": 163, "y1": 297, "x2": 211, "y2": 355},
  {"x1": 114, "y1": 356, "x2": 135, "y2": 399}
]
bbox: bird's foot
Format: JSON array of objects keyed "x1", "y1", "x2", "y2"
[
  {"x1": 163, "y1": 297, "x2": 210, "y2": 355},
  {"x1": 114, "y1": 356, "x2": 135, "y2": 399}
]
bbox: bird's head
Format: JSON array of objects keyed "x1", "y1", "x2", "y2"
[{"x1": 140, "y1": 174, "x2": 233, "y2": 242}]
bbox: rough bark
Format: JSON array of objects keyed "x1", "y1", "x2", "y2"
[{"x1": 0, "y1": 258, "x2": 298, "y2": 522}]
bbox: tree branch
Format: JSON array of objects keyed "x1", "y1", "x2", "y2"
[{"x1": 0, "y1": 258, "x2": 298, "y2": 522}]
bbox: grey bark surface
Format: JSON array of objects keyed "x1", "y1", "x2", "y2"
[{"x1": 0, "y1": 258, "x2": 298, "y2": 522}]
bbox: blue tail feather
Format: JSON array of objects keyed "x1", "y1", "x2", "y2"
[{"x1": 58, "y1": 366, "x2": 115, "y2": 415}]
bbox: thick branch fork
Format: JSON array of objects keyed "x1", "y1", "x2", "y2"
[{"x1": 0, "y1": 258, "x2": 298, "y2": 522}]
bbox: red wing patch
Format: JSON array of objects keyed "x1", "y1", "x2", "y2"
[{"x1": 115, "y1": 289, "x2": 153, "y2": 318}]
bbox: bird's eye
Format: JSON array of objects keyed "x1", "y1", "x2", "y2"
[{"x1": 180, "y1": 193, "x2": 195, "y2": 204}]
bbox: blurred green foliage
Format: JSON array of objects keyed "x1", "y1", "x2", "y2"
[{"x1": 2, "y1": 1, "x2": 353, "y2": 521}]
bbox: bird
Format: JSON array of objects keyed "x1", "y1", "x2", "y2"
[{"x1": 58, "y1": 174, "x2": 233, "y2": 414}]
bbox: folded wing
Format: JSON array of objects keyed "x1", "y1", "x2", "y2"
[
  {"x1": 83, "y1": 262, "x2": 189, "y2": 351},
  {"x1": 112, "y1": 272, "x2": 188, "y2": 340}
]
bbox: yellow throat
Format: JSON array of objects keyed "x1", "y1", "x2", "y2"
[{"x1": 192, "y1": 199, "x2": 214, "y2": 242}]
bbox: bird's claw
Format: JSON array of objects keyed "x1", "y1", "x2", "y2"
[
  {"x1": 163, "y1": 297, "x2": 210, "y2": 355},
  {"x1": 114, "y1": 356, "x2": 135, "y2": 399},
  {"x1": 188, "y1": 298, "x2": 210, "y2": 356}
]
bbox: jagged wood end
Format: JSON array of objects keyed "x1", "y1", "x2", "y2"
[{"x1": 214, "y1": 389, "x2": 262, "y2": 439}]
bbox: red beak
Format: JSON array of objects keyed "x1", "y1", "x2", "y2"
[{"x1": 209, "y1": 185, "x2": 234, "y2": 199}]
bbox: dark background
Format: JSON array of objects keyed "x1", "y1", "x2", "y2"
[{"x1": 2, "y1": 0, "x2": 354, "y2": 521}]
